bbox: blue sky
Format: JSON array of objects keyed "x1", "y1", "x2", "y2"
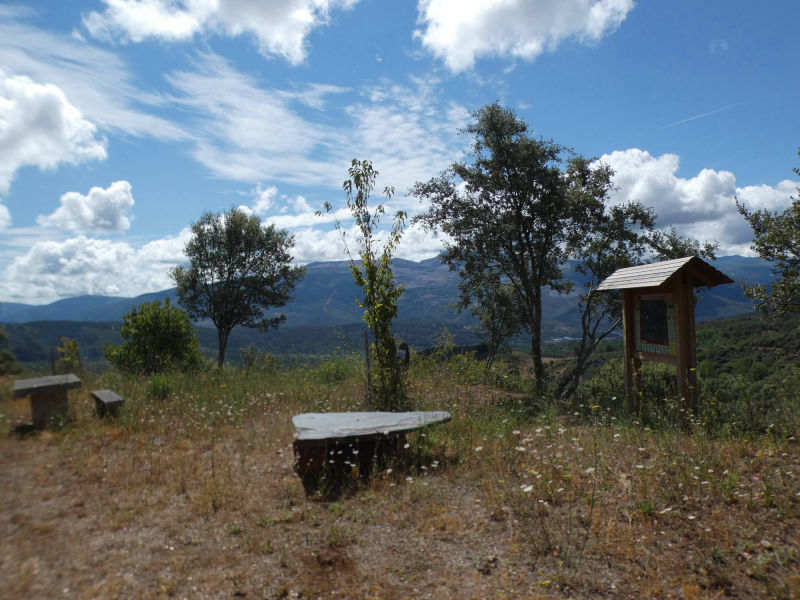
[{"x1": 0, "y1": 0, "x2": 798, "y2": 304}]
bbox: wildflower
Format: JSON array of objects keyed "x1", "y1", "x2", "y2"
[
  {"x1": 474, "y1": 446, "x2": 483, "y2": 452},
  {"x1": 521, "y1": 484, "x2": 533, "y2": 493}
]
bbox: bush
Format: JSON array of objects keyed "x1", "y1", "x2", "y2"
[
  {"x1": 240, "y1": 344, "x2": 279, "y2": 373},
  {"x1": 315, "y1": 355, "x2": 361, "y2": 383},
  {"x1": 146, "y1": 374, "x2": 172, "y2": 400},
  {"x1": 104, "y1": 298, "x2": 204, "y2": 375}
]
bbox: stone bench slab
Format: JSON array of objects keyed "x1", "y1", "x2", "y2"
[
  {"x1": 292, "y1": 411, "x2": 451, "y2": 499},
  {"x1": 292, "y1": 410, "x2": 451, "y2": 441},
  {"x1": 13, "y1": 374, "x2": 81, "y2": 397},
  {"x1": 92, "y1": 389, "x2": 124, "y2": 418},
  {"x1": 12, "y1": 374, "x2": 82, "y2": 429}
]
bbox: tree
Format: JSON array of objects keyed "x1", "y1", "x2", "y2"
[
  {"x1": 104, "y1": 298, "x2": 204, "y2": 375},
  {"x1": 0, "y1": 312, "x2": 19, "y2": 375},
  {"x1": 556, "y1": 158, "x2": 717, "y2": 398},
  {"x1": 320, "y1": 159, "x2": 406, "y2": 410},
  {"x1": 460, "y1": 271, "x2": 524, "y2": 368},
  {"x1": 172, "y1": 208, "x2": 305, "y2": 367},
  {"x1": 736, "y1": 149, "x2": 800, "y2": 316},
  {"x1": 412, "y1": 104, "x2": 602, "y2": 391},
  {"x1": 555, "y1": 161, "x2": 656, "y2": 397}
]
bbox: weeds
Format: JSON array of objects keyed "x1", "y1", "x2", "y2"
[{"x1": 0, "y1": 352, "x2": 798, "y2": 599}]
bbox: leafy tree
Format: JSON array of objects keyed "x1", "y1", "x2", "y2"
[
  {"x1": 55, "y1": 337, "x2": 84, "y2": 375},
  {"x1": 320, "y1": 159, "x2": 406, "y2": 410},
  {"x1": 172, "y1": 207, "x2": 305, "y2": 367},
  {"x1": 648, "y1": 225, "x2": 718, "y2": 262},
  {"x1": 460, "y1": 271, "x2": 523, "y2": 368},
  {"x1": 736, "y1": 149, "x2": 800, "y2": 316},
  {"x1": 0, "y1": 314, "x2": 19, "y2": 375},
  {"x1": 557, "y1": 158, "x2": 717, "y2": 398},
  {"x1": 104, "y1": 298, "x2": 203, "y2": 375},
  {"x1": 555, "y1": 180, "x2": 655, "y2": 397},
  {"x1": 412, "y1": 104, "x2": 603, "y2": 391}
]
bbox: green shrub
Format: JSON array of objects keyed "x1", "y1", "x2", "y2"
[
  {"x1": 105, "y1": 298, "x2": 204, "y2": 375},
  {"x1": 146, "y1": 374, "x2": 172, "y2": 400},
  {"x1": 315, "y1": 355, "x2": 360, "y2": 383},
  {"x1": 240, "y1": 344, "x2": 279, "y2": 373}
]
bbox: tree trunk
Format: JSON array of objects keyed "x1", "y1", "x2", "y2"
[
  {"x1": 217, "y1": 327, "x2": 231, "y2": 368},
  {"x1": 530, "y1": 291, "x2": 544, "y2": 392}
]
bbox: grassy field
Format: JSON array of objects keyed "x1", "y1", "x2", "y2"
[{"x1": 1, "y1": 352, "x2": 799, "y2": 599}]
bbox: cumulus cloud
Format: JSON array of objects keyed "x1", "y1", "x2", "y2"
[
  {"x1": 83, "y1": 0, "x2": 359, "y2": 64},
  {"x1": 37, "y1": 181, "x2": 135, "y2": 233},
  {"x1": 599, "y1": 148, "x2": 798, "y2": 255},
  {"x1": 0, "y1": 230, "x2": 191, "y2": 303},
  {"x1": 0, "y1": 9, "x2": 184, "y2": 140},
  {"x1": 290, "y1": 221, "x2": 446, "y2": 265},
  {"x1": 0, "y1": 71, "x2": 107, "y2": 196},
  {"x1": 415, "y1": 0, "x2": 634, "y2": 72}
]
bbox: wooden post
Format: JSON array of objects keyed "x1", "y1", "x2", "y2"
[
  {"x1": 622, "y1": 290, "x2": 636, "y2": 414},
  {"x1": 672, "y1": 272, "x2": 697, "y2": 425}
]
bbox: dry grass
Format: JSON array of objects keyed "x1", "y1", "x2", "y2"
[{"x1": 1, "y1": 365, "x2": 798, "y2": 599}]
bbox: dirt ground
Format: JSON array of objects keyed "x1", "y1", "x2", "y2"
[{"x1": 1, "y1": 383, "x2": 799, "y2": 599}]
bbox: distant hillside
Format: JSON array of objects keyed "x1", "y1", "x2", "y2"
[{"x1": 0, "y1": 255, "x2": 772, "y2": 365}]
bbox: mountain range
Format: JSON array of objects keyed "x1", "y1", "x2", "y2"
[{"x1": 0, "y1": 255, "x2": 771, "y2": 364}]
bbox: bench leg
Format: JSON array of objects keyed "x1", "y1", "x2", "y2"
[{"x1": 30, "y1": 389, "x2": 70, "y2": 429}]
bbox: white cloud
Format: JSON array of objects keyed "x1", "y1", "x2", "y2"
[
  {"x1": 37, "y1": 181, "x2": 135, "y2": 234},
  {"x1": 0, "y1": 71, "x2": 107, "y2": 196},
  {"x1": 83, "y1": 0, "x2": 359, "y2": 64},
  {"x1": 0, "y1": 230, "x2": 192, "y2": 303},
  {"x1": 290, "y1": 221, "x2": 446, "y2": 264},
  {"x1": 0, "y1": 204, "x2": 10, "y2": 229},
  {"x1": 0, "y1": 9, "x2": 184, "y2": 141},
  {"x1": 252, "y1": 185, "x2": 278, "y2": 215},
  {"x1": 600, "y1": 148, "x2": 797, "y2": 255},
  {"x1": 415, "y1": 0, "x2": 634, "y2": 72},
  {"x1": 167, "y1": 54, "x2": 469, "y2": 193}
]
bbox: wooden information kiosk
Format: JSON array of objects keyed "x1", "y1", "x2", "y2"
[{"x1": 596, "y1": 257, "x2": 733, "y2": 414}]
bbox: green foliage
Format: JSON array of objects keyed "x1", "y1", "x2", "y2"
[
  {"x1": 0, "y1": 317, "x2": 19, "y2": 375},
  {"x1": 172, "y1": 207, "x2": 305, "y2": 367},
  {"x1": 557, "y1": 163, "x2": 656, "y2": 398},
  {"x1": 573, "y1": 314, "x2": 800, "y2": 435},
  {"x1": 54, "y1": 337, "x2": 83, "y2": 375},
  {"x1": 146, "y1": 374, "x2": 172, "y2": 400},
  {"x1": 320, "y1": 159, "x2": 406, "y2": 410},
  {"x1": 413, "y1": 104, "x2": 618, "y2": 391},
  {"x1": 736, "y1": 148, "x2": 800, "y2": 316},
  {"x1": 104, "y1": 298, "x2": 203, "y2": 375},
  {"x1": 460, "y1": 272, "x2": 524, "y2": 368},
  {"x1": 239, "y1": 344, "x2": 279, "y2": 373},
  {"x1": 315, "y1": 355, "x2": 361, "y2": 384}
]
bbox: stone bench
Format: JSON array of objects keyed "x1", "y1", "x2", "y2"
[
  {"x1": 13, "y1": 374, "x2": 82, "y2": 429},
  {"x1": 92, "y1": 389, "x2": 124, "y2": 418},
  {"x1": 292, "y1": 411, "x2": 451, "y2": 498}
]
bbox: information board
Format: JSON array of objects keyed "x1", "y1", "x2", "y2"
[{"x1": 634, "y1": 296, "x2": 676, "y2": 355}]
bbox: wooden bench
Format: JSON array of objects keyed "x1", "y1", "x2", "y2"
[
  {"x1": 92, "y1": 389, "x2": 124, "y2": 418},
  {"x1": 13, "y1": 374, "x2": 81, "y2": 429},
  {"x1": 292, "y1": 411, "x2": 451, "y2": 498}
]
